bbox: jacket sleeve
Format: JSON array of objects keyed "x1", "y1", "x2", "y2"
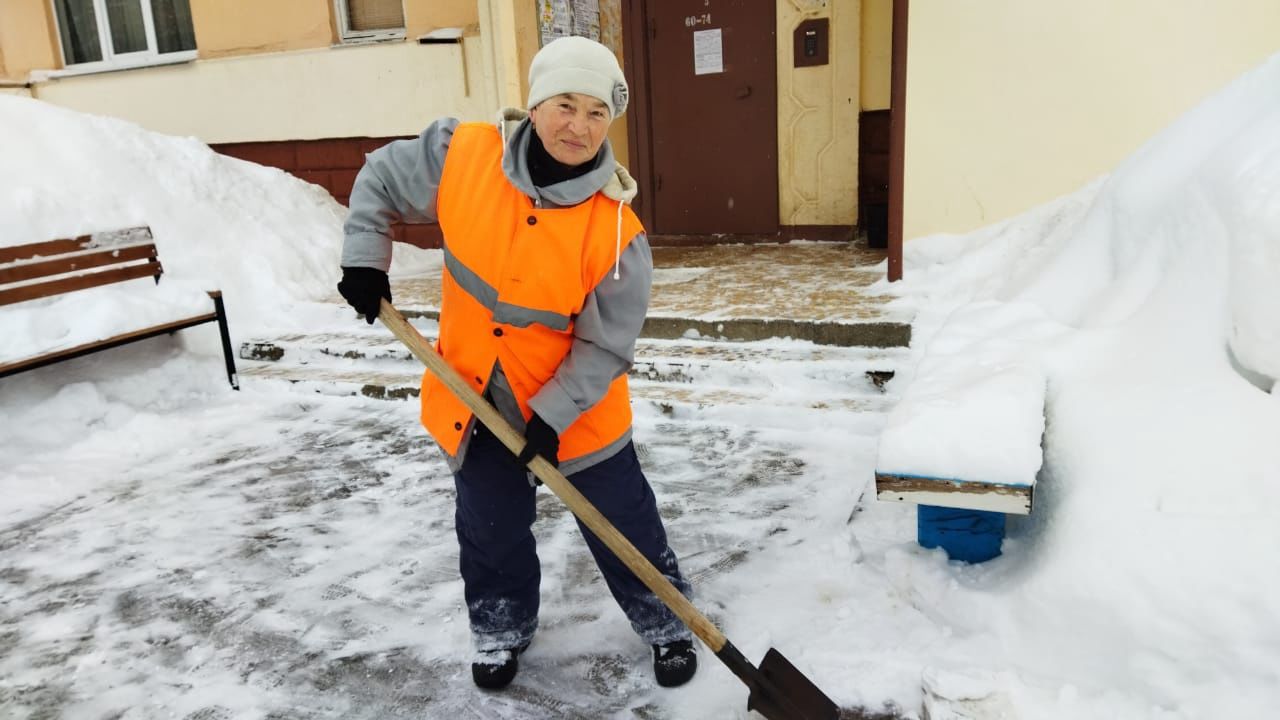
[
  {"x1": 528, "y1": 233, "x2": 653, "y2": 433},
  {"x1": 341, "y1": 117, "x2": 459, "y2": 271}
]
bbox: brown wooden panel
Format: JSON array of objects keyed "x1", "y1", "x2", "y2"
[
  {"x1": 0, "y1": 236, "x2": 92, "y2": 264},
  {"x1": 0, "y1": 244, "x2": 157, "y2": 284},
  {"x1": 0, "y1": 260, "x2": 163, "y2": 306},
  {"x1": 859, "y1": 109, "x2": 892, "y2": 153},
  {"x1": 0, "y1": 311, "x2": 218, "y2": 377},
  {"x1": 859, "y1": 109, "x2": 893, "y2": 246}
]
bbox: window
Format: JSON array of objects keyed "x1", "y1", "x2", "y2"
[
  {"x1": 336, "y1": 0, "x2": 406, "y2": 42},
  {"x1": 53, "y1": 0, "x2": 196, "y2": 69}
]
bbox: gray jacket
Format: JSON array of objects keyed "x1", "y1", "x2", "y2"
[{"x1": 342, "y1": 110, "x2": 652, "y2": 475}]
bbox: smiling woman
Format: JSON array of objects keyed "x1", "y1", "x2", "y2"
[{"x1": 528, "y1": 93, "x2": 612, "y2": 167}]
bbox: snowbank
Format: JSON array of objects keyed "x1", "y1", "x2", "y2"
[
  {"x1": 0, "y1": 96, "x2": 437, "y2": 363},
  {"x1": 878, "y1": 52, "x2": 1280, "y2": 716}
]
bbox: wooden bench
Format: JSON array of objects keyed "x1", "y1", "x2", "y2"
[
  {"x1": 875, "y1": 376, "x2": 1044, "y2": 563},
  {"x1": 0, "y1": 226, "x2": 239, "y2": 389},
  {"x1": 873, "y1": 302, "x2": 1060, "y2": 563}
]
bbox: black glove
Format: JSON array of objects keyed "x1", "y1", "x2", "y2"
[
  {"x1": 517, "y1": 414, "x2": 560, "y2": 469},
  {"x1": 337, "y1": 266, "x2": 391, "y2": 324}
]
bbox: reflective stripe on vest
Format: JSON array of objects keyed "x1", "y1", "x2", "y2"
[
  {"x1": 422, "y1": 122, "x2": 645, "y2": 461},
  {"x1": 442, "y1": 245, "x2": 572, "y2": 331}
]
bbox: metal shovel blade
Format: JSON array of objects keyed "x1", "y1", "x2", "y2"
[{"x1": 747, "y1": 648, "x2": 840, "y2": 720}]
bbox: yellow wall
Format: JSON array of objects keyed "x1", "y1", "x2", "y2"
[
  {"x1": 189, "y1": 0, "x2": 333, "y2": 59},
  {"x1": 777, "y1": 0, "x2": 861, "y2": 226},
  {"x1": 34, "y1": 40, "x2": 496, "y2": 143},
  {"x1": 15, "y1": 0, "x2": 519, "y2": 143},
  {"x1": 904, "y1": 0, "x2": 1280, "y2": 241},
  {"x1": 406, "y1": 0, "x2": 480, "y2": 37},
  {"x1": 0, "y1": 0, "x2": 58, "y2": 79},
  {"x1": 860, "y1": 0, "x2": 891, "y2": 111}
]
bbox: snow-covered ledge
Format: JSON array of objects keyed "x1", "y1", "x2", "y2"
[{"x1": 875, "y1": 301, "x2": 1067, "y2": 560}]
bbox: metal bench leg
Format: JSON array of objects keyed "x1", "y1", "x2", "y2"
[{"x1": 210, "y1": 291, "x2": 239, "y2": 390}]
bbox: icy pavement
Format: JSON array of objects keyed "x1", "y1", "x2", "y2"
[{"x1": 0, "y1": 324, "x2": 913, "y2": 719}]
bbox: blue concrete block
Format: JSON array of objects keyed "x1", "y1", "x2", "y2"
[{"x1": 917, "y1": 505, "x2": 1005, "y2": 563}]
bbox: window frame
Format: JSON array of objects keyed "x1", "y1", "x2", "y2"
[
  {"x1": 49, "y1": 0, "x2": 197, "y2": 75},
  {"x1": 334, "y1": 0, "x2": 407, "y2": 44}
]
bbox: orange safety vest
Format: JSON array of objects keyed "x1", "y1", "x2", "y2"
[{"x1": 422, "y1": 122, "x2": 645, "y2": 462}]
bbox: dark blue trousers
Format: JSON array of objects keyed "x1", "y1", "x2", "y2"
[{"x1": 453, "y1": 424, "x2": 692, "y2": 652}]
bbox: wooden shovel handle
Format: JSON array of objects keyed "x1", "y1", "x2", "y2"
[{"x1": 378, "y1": 300, "x2": 728, "y2": 652}]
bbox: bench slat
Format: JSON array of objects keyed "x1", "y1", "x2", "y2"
[
  {"x1": 0, "y1": 236, "x2": 93, "y2": 264},
  {"x1": 0, "y1": 259, "x2": 164, "y2": 306},
  {"x1": 0, "y1": 244, "x2": 158, "y2": 285},
  {"x1": 0, "y1": 226, "x2": 153, "y2": 264},
  {"x1": 875, "y1": 472, "x2": 1034, "y2": 515},
  {"x1": 0, "y1": 311, "x2": 220, "y2": 378}
]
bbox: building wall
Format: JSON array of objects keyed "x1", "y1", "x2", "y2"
[
  {"x1": 904, "y1": 0, "x2": 1280, "y2": 241},
  {"x1": 776, "y1": 0, "x2": 861, "y2": 227},
  {"x1": 860, "y1": 0, "x2": 891, "y2": 111},
  {"x1": 33, "y1": 39, "x2": 495, "y2": 143},
  {"x1": 189, "y1": 0, "x2": 334, "y2": 60},
  {"x1": 0, "y1": 0, "x2": 58, "y2": 80},
  {"x1": 406, "y1": 0, "x2": 482, "y2": 38}
]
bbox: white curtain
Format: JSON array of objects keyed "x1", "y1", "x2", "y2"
[{"x1": 349, "y1": 0, "x2": 404, "y2": 32}]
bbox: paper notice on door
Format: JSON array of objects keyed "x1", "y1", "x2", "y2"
[
  {"x1": 572, "y1": 0, "x2": 601, "y2": 41},
  {"x1": 539, "y1": 0, "x2": 572, "y2": 45},
  {"x1": 693, "y1": 28, "x2": 724, "y2": 75}
]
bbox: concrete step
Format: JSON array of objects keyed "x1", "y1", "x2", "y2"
[
  {"x1": 238, "y1": 361, "x2": 897, "y2": 415},
  {"x1": 390, "y1": 305, "x2": 911, "y2": 348},
  {"x1": 239, "y1": 330, "x2": 906, "y2": 396}
]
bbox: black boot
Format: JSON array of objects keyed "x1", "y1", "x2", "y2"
[
  {"x1": 652, "y1": 639, "x2": 697, "y2": 687},
  {"x1": 471, "y1": 643, "x2": 529, "y2": 690}
]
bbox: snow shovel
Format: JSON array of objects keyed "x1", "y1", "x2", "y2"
[{"x1": 378, "y1": 300, "x2": 839, "y2": 720}]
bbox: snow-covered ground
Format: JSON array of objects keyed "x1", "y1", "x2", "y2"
[
  {"x1": 2, "y1": 49, "x2": 1279, "y2": 719},
  {"x1": 874, "y1": 51, "x2": 1280, "y2": 717}
]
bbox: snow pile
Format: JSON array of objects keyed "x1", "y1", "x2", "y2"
[
  {"x1": 876, "y1": 300, "x2": 1064, "y2": 486},
  {"x1": 0, "y1": 95, "x2": 436, "y2": 364},
  {"x1": 878, "y1": 53, "x2": 1280, "y2": 716}
]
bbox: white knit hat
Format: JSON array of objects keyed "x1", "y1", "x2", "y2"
[{"x1": 526, "y1": 36, "x2": 629, "y2": 118}]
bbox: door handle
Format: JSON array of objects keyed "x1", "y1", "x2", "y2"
[{"x1": 735, "y1": 85, "x2": 752, "y2": 99}]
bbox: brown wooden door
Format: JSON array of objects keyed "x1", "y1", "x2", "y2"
[{"x1": 635, "y1": 0, "x2": 778, "y2": 235}]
